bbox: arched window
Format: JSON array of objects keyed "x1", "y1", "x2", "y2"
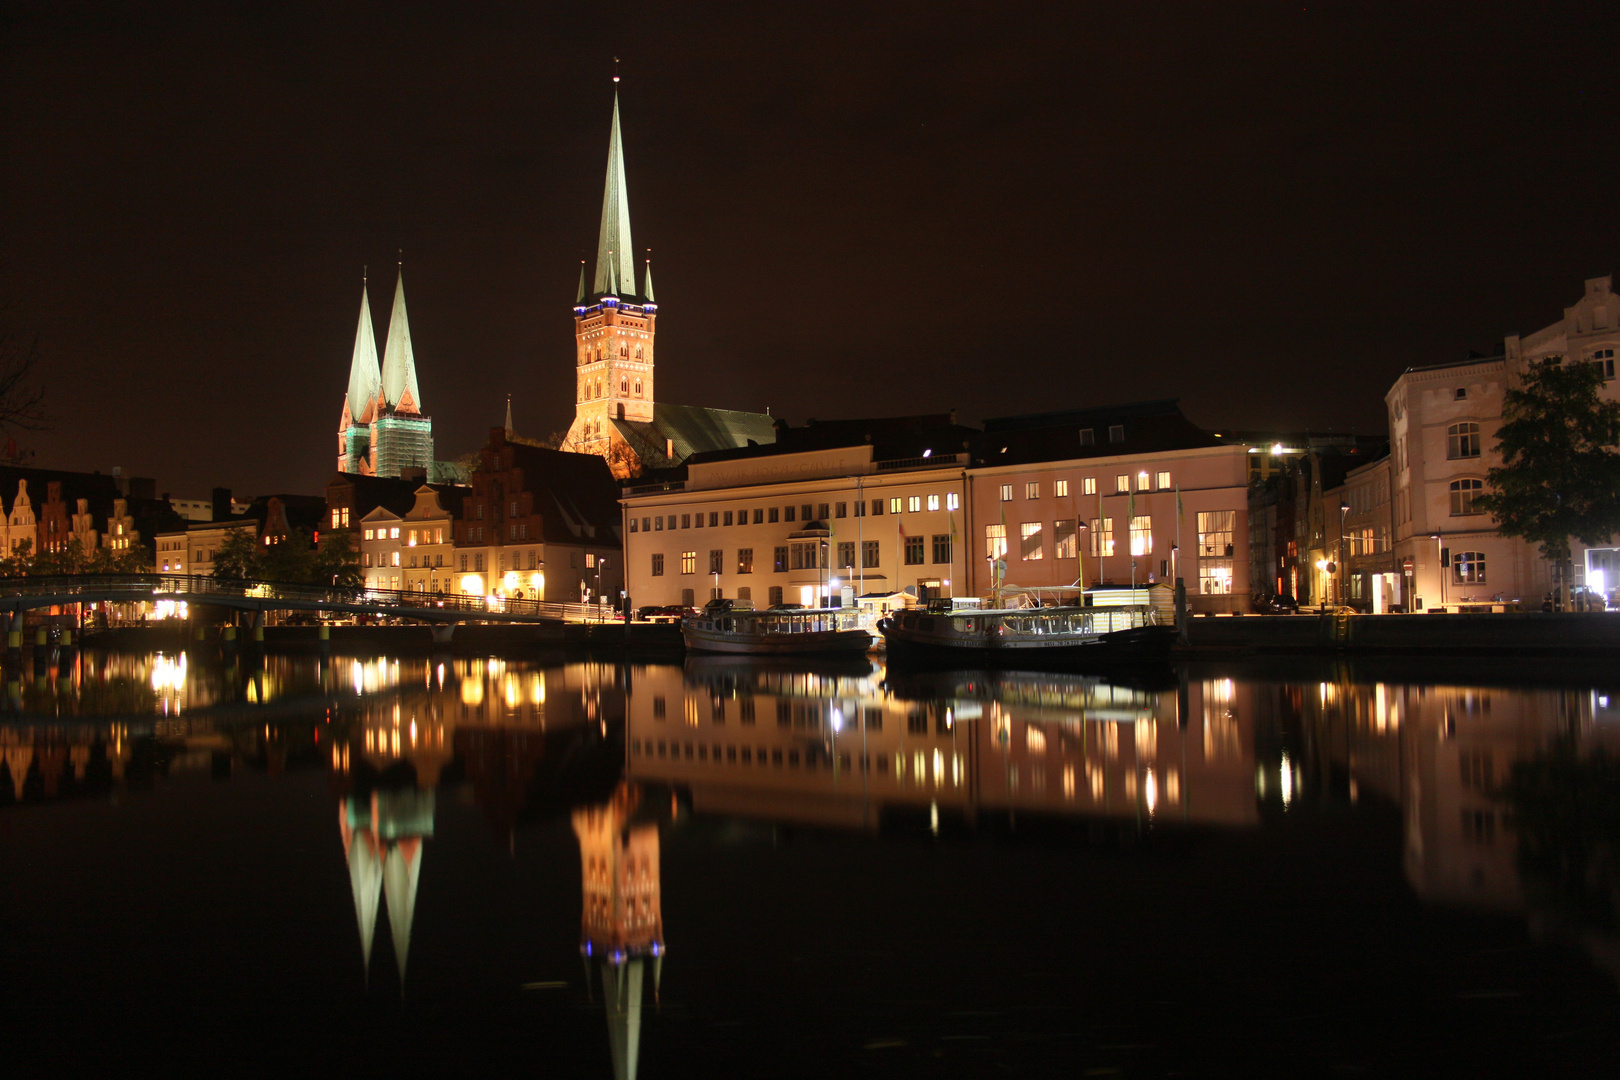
[
  {"x1": 636, "y1": 346, "x2": 644, "y2": 360},
  {"x1": 1447, "y1": 422, "x2": 1480, "y2": 459},
  {"x1": 595, "y1": 379, "x2": 603, "y2": 399},
  {"x1": 1453, "y1": 550, "x2": 1487, "y2": 584},
  {"x1": 594, "y1": 347, "x2": 602, "y2": 362},
  {"x1": 619, "y1": 343, "x2": 628, "y2": 358},
  {"x1": 1450, "y1": 478, "x2": 1483, "y2": 516},
  {"x1": 620, "y1": 377, "x2": 629, "y2": 394},
  {"x1": 634, "y1": 378, "x2": 642, "y2": 396}
]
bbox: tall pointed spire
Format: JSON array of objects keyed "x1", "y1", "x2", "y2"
[
  {"x1": 593, "y1": 95, "x2": 637, "y2": 299},
  {"x1": 575, "y1": 260, "x2": 587, "y2": 304},
  {"x1": 505, "y1": 394, "x2": 514, "y2": 436},
  {"x1": 642, "y1": 254, "x2": 655, "y2": 303},
  {"x1": 381, "y1": 265, "x2": 422, "y2": 413},
  {"x1": 344, "y1": 275, "x2": 382, "y2": 425}
]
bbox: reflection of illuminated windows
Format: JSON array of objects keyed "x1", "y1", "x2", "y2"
[
  {"x1": 683, "y1": 697, "x2": 699, "y2": 726},
  {"x1": 1134, "y1": 719, "x2": 1156, "y2": 762},
  {"x1": 1026, "y1": 725, "x2": 1046, "y2": 753},
  {"x1": 1062, "y1": 765, "x2": 1075, "y2": 798}
]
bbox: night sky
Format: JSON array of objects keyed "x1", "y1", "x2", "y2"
[{"x1": 4, "y1": 1, "x2": 1617, "y2": 498}]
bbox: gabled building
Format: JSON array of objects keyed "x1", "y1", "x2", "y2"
[
  {"x1": 560, "y1": 91, "x2": 775, "y2": 478},
  {"x1": 453, "y1": 428, "x2": 623, "y2": 603}
]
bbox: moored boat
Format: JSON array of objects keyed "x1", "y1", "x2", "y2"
[
  {"x1": 682, "y1": 604, "x2": 874, "y2": 656},
  {"x1": 878, "y1": 602, "x2": 1174, "y2": 666}
]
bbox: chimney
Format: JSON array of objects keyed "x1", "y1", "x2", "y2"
[{"x1": 211, "y1": 487, "x2": 232, "y2": 522}]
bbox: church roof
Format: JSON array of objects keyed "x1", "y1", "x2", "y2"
[
  {"x1": 381, "y1": 269, "x2": 422, "y2": 413},
  {"x1": 610, "y1": 403, "x2": 777, "y2": 467},
  {"x1": 592, "y1": 94, "x2": 642, "y2": 302},
  {"x1": 344, "y1": 281, "x2": 382, "y2": 426}
]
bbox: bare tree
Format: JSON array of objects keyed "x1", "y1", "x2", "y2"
[{"x1": 0, "y1": 334, "x2": 48, "y2": 434}]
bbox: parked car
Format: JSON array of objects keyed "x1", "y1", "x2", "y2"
[
  {"x1": 638, "y1": 604, "x2": 696, "y2": 623},
  {"x1": 1253, "y1": 592, "x2": 1300, "y2": 614}
]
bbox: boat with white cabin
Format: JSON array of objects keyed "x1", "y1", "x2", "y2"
[
  {"x1": 878, "y1": 585, "x2": 1176, "y2": 666},
  {"x1": 681, "y1": 601, "x2": 875, "y2": 656}
]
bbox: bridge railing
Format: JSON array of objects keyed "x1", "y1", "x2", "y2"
[{"x1": 0, "y1": 573, "x2": 612, "y2": 622}]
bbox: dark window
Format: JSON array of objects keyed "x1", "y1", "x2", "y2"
[
  {"x1": 862, "y1": 541, "x2": 880, "y2": 567},
  {"x1": 737, "y1": 548, "x2": 754, "y2": 574},
  {"x1": 709, "y1": 549, "x2": 723, "y2": 574},
  {"x1": 932, "y1": 534, "x2": 952, "y2": 564},
  {"x1": 905, "y1": 536, "x2": 925, "y2": 564},
  {"x1": 651, "y1": 553, "x2": 664, "y2": 577},
  {"x1": 837, "y1": 541, "x2": 855, "y2": 568},
  {"x1": 773, "y1": 546, "x2": 788, "y2": 572},
  {"x1": 1108, "y1": 424, "x2": 1125, "y2": 443}
]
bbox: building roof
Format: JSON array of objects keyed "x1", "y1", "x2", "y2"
[
  {"x1": 980, "y1": 400, "x2": 1221, "y2": 466},
  {"x1": 592, "y1": 94, "x2": 641, "y2": 302},
  {"x1": 380, "y1": 269, "x2": 422, "y2": 412},
  {"x1": 611, "y1": 402, "x2": 778, "y2": 468},
  {"x1": 0, "y1": 464, "x2": 124, "y2": 521},
  {"x1": 329, "y1": 472, "x2": 469, "y2": 520},
  {"x1": 481, "y1": 433, "x2": 623, "y2": 544},
  {"x1": 344, "y1": 280, "x2": 382, "y2": 426}
]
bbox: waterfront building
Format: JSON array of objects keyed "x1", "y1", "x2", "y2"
[
  {"x1": 1387, "y1": 275, "x2": 1620, "y2": 608},
  {"x1": 0, "y1": 479, "x2": 36, "y2": 556},
  {"x1": 451, "y1": 428, "x2": 623, "y2": 603},
  {"x1": 336, "y1": 269, "x2": 439, "y2": 480},
  {"x1": 621, "y1": 415, "x2": 977, "y2": 610},
  {"x1": 562, "y1": 93, "x2": 774, "y2": 477},
  {"x1": 969, "y1": 402, "x2": 1255, "y2": 612},
  {"x1": 356, "y1": 485, "x2": 459, "y2": 593}
]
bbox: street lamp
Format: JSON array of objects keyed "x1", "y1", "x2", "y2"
[{"x1": 1338, "y1": 499, "x2": 1350, "y2": 608}]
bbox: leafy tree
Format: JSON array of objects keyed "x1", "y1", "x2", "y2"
[
  {"x1": 0, "y1": 538, "x2": 31, "y2": 578},
  {"x1": 32, "y1": 536, "x2": 90, "y2": 576},
  {"x1": 211, "y1": 527, "x2": 262, "y2": 582},
  {"x1": 1474, "y1": 359, "x2": 1620, "y2": 603},
  {"x1": 258, "y1": 528, "x2": 317, "y2": 584},
  {"x1": 314, "y1": 528, "x2": 363, "y2": 591}
]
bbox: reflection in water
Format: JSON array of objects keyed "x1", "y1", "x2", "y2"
[
  {"x1": 7, "y1": 649, "x2": 1620, "y2": 1069},
  {"x1": 574, "y1": 782, "x2": 665, "y2": 1080}
]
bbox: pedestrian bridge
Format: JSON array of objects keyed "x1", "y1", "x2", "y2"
[{"x1": 0, "y1": 573, "x2": 605, "y2": 626}]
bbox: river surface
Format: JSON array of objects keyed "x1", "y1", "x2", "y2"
[{"x1": 3, "y1": 649, "x2": 1618, "y2": 1078}]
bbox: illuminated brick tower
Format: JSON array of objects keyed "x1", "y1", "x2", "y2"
[{"x1": 565, "y1": 91, "x2": 658, "y2": 462}]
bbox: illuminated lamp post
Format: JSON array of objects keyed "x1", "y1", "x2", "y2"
[{"x1": 1338, "y1": 499, "x2": 1350, "y2": 608}]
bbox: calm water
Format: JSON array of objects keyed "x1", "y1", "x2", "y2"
[{"x1": 3, "y1": 649, "x2": 1619, "y2": 1078}]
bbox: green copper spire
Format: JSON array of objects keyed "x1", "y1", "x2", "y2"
[
  {"x1": 575, "y1": 260, "x2": 587, "y2": 304},
  {"x1": 381, "y1": 266, "x2": 422, "y2": 413},
  {"x1": 642, "y1": 256, "x2": 655, "y2": 303},
  {"x1": 593, "y1": 94, "x2": 637, "y2": 299},
  {"x1": 343, "y1": 275, "x2": 382, "y2": 425}
]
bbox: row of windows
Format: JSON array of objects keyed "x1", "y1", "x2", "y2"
[
  {"x1": 363, "y1": 551, "x2": 447, "y2": 568},
  {"x1": 363, "y1": 526, "x2": 447, "y2": 544},
  {"x1": 578, "y1": 374, "x2": 645, "y2": 401},
  {"x1": 999, "y1": 471, "x2": 1173, "y2": 501},
  {"x1": 630, "y1": 494, "x2": 962, "y2": 534},
  {"x1": 982, "y1": 511, "x2": 1235, "y2": 562},
  {"x1": 579, "y1": 343, "x2": 647, "y2": 364},
  {"x1": 651, "y1": 539, "x2": 957, "y2": 577}
]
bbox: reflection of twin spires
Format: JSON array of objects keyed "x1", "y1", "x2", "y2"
[
  {"x1": 573, "y1": 782, "x2": 664, "y2": 1080},
  {"x1": 339, "y1": 789, "x2": 435, "y2": 988}
]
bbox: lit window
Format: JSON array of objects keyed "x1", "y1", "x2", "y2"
[
  {"x1": 1156, "y1": 471, "x2": 1171, "y2": 490},
  {"x1": 1130, "y1": 515, "x2": 1153, "y2": 557},
  {"x1": 1453, "y1": 550, "x2": 1487, "y2": 584},
  {"x1": 985, "y1": 524, "x2": 1007, "y2": 560},
  {"x1": 927, "y1": 495, "x2": 940, "y2": 511},
  {"x1": 1116, "y1": 475, "x2": 1129, "y2": 493},
  {"x1": 1000, "y1": 484, "x2": 1013, "y2": 502},
  {"x1": 946, "y1": 493, "x2": 959, "y2": 511},
  {"x1": 1020, "y1": 522, "x2": 1043, "y2": 560},
  {"x1": 889, "y1": 497, "x2": 903, "y2": 514},
  {"x1": 681, "y1": 551, "x2": 696, "y2": 574},
  {"x1": 1054, "y1": 480, "x2": 1068, "y2": 498},
  {"x1": 1025, "y1": 482, "x2": 1040, "y2": 499},
  {"x1": 1088, "y1": 518, "x2": 1114, "y2": 557},
  {"x1": 1053, "y1": 519, "x2": 1077, "y2": 558},
  {"x1": 390, "y1": 527, "x2": 400, "y2": 539},
  {"x1": 1082, "y1": 478, "x2": 1096, "y2": 496},
  {"x1": 908, "y1": 496, "x2": 921, "y2": 513},
  {"x1": 1137, "y1": 471, "x2": 1150, "y2": 491}
]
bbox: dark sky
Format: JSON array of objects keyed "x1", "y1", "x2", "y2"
[{"x1": 4, "y1": 1, "x2": 1617, "y2": 497}]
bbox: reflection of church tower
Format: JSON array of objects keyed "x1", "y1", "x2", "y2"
[
  {"x1": 564, "y1": 91, "x2": 658, "y2": 466},
  {"x1": 573, "y1": 782, "x2": 664, "y2": 1080},
  {"x1": 339, "y1": 788, "x2": 435, "y2": 987},
  {"x1": 336, "y1": 268, "x2": 435, "y2": 478}
]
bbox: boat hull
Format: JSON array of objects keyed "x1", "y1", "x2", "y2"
[
  {"x1": 681, "y1": 625, "x2": 874, "y2": 656},
  {"x1": 880, "y1": 620, "x2": 1175, "y2": 668}
]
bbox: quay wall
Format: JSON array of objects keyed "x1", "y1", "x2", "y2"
[{"x1": 1184, "y1": 611, "x2": 1620, "y2": 655}]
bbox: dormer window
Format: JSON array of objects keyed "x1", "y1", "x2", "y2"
[
  {"x1": 1108, "y1": 424, "x2": 1125, "y2": 443},
  {"x1": 1454, "y1": 388, "x2": 1468, "y2": 400}
]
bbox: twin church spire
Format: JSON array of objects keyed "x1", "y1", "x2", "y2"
[{"x1": 338, "y1": 267, "x2": 433, "y2": 477}]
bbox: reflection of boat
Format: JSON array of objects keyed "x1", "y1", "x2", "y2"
[
  {"x1": 682, "y1": 652, "x2": 878, "y2": 685},
  {"x1": 884, "y1": 667, "x2": 1179, "y2": 718},
  {"x1": 681, "y1": 605, "x2": 873, "y2": 656},
  {"x1": 879, "y1": 604, "x2": 1174, "y2": 666}
]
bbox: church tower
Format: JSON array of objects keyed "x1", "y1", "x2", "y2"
[
  {"x1": 336, "y1": 267, "x2": 436, "y2": 478},
  {"x1": 565, "y1": 91, "x2": 657, "y2": 460}
]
